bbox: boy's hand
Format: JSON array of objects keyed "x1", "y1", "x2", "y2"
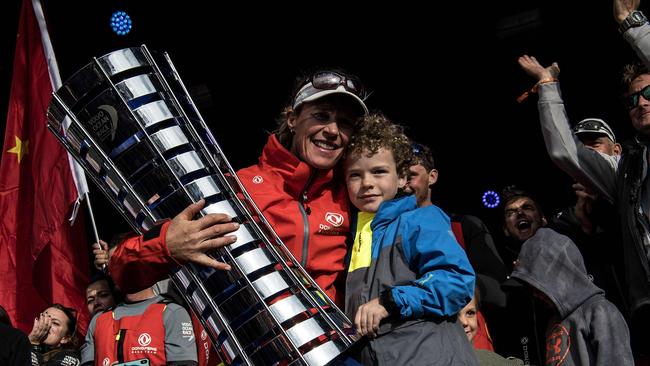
[{"x1": 354, "y1": 297, "x2": 389, "y2": 339}]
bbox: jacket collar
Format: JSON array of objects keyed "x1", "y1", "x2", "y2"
[
  {"x1": 259, "y1": 134, "x2": 339, "y2": 198},
  {"x1": 371, "y1": 195, "x2": 418, "y2": 230}
]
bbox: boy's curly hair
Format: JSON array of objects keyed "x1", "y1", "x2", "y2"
[{"x1": 345, "y1": 113, "x2": 415, "y2": 177}]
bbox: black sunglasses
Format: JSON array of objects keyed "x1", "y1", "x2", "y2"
[{"x1": 626, "y1": 84, "x2": 650, "y2": 110}]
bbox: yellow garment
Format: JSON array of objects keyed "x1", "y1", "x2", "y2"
[{"x1": 348, "y1": 212, "x2": 375, "y2": 272}]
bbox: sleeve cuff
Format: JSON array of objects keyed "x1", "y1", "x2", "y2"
[
  {"x1": 142, "y1": 220, "x2": 177, "y2": 262},
  {"x1": 379, "y1": 288, "x2": 398, "y2": 316}
]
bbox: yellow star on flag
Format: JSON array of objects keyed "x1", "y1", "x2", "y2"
[{"x1": 7, "y1": 136, "x2": 29, "y2": 163}]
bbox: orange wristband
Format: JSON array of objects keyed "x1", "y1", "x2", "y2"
[{"x1": 517, "y1": 77, "x2": 558, "y2": 103}]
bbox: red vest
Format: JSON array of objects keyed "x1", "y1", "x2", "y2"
[{"x1": 94, "y1": 303, "x2": 167, "y2": 366}]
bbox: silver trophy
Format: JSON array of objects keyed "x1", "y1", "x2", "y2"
[{"x1": 47, "y1": 45, "x2": 358, "y2": 365}]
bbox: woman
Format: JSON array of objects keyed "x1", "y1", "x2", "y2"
[
  {"x1": 108, "y1": 70, "x2": 368, "y2": 305},
  {"x1": 28, "y1": 304, "x2": 80, "y2": 366}
]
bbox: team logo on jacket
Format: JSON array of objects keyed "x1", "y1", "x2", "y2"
[
  {"x1": 325, "y1": 212, "x2": 344, "y2": 227},
  {"x1": 545, "y1": 323, "x2": 570, "y2": 366},
  {"x1": 138, "y1": 333, "x2": 152, "y2": 346},
  {"x1": 102, "y1": 358, "x2": 110, "y2": 366},
  {"x1": 252, "y1": 175, "x2": 263, "y2": 184},
  {"x1": 132, "y1": 332, "x2": 158, "y2": 355}
]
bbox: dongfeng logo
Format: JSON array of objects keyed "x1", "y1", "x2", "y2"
[
  {"x1": 138, "y1": 332, "x2": 152, "y2": 346},
  {"x1": 325, "y1": 212, "x2": 344, "y2": 227}
]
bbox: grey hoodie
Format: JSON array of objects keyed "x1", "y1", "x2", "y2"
[{"x1": 510, "y1": 228, "x2": 633, "y2": 366}]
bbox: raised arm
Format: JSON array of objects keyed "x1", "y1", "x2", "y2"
[
  {"x1": 617, "y1": 0, "x2": 650, "y2": 70},
  {"x1": 518, "y1": 55, "x2": 618, "y2": 203}
]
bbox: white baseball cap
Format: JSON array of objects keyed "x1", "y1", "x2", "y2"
[
  {"x1": 572, "y1": 118, "x2": 616, "y2": 143},
  {"x1": 292, "y1": 71, "x2": 368, "y2": 115}
]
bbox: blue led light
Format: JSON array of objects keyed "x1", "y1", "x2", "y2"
[
  {"x1": 110, "y1": 11, "x2": 132, "y2": 36},
  {"x1": 482, "y1": 190, "x2": 500, "y2": 209}
]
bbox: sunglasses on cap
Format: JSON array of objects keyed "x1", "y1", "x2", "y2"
[
  {"x1": 625, "y1": 84, "x2": 650, "y2": 110},
  {"x1": 292, "y1": 71, "x2": 367, "y2": 111},
  {"x1": 572, "y1": 119, "x2": 616, "y2": 142},
  {"x1": 309, "y1": 71, "x2": 363, "y2": 96}
]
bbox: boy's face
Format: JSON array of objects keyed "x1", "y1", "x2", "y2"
[
  {"x1": 503, "y1": 196, "x2": 546, "y2": 242},
  {"x1": 344, "y1": 148, "x2": 406, "y2": 213},
  {"x1": 404, "y1": 163, "x2": 438, "y2": 206},
  {"x1": 86, "y1": 279, "x2": 116, "y2": 315},
  {"x1": 458, "y1": 296, "x2": 478, "y2": 342}
]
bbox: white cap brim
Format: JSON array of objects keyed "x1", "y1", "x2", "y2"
[{"x1": 293, "y1": 84, "x2": 368, "y2": 115}]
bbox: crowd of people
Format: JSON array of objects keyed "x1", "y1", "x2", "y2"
[{"x1": 4, "y1": 0, "x2": 650, "y2": 365}]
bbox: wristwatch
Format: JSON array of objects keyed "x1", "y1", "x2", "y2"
[{"x1": 619, "y1": 10, "x2": 648, "y2": 34}]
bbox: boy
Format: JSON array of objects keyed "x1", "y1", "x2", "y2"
[
  {"x1": 501, "y1": 187, "x2": 633, "y2": 365},
  {"x1": 509, "y1": 226, "x2": 634, "y2": 365},
  {"x1": 343, "y1": 114, "x2": 477, "y2": 365}
]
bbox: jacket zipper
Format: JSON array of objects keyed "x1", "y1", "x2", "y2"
[
  {"x1": 297, "y1": 171, "x2": 315, "y2": 267},
  {"x1": 116, "y1": 329, "x2": 126, "y2": 363}
]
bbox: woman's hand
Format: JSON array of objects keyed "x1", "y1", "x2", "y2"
[
  {"x1": 28, "y1": 312, "x2": 52, "y2": 345},
  {"x1": 165, "y1": 199, "x2": 239, "y2": 270}
]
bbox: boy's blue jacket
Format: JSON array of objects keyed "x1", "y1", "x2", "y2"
[{"x1": 345, "y1": 195, "x2": 478, "y2": 365}]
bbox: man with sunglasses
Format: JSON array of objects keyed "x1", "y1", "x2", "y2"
[
  {"x1": 516, "y1": 0, "x2": 650, "y2": 358},
  {"x1": 107, "y1": 70, "x2": 369, "y2": 308}
]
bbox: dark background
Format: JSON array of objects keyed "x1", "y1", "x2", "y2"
[{"x1": 0, "y1": 0, "x2": 644, "y2": 240}]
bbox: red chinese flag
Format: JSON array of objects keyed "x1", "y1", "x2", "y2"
[{"x1": 0, "y1": 0, "x2": 90, "y2": 335}]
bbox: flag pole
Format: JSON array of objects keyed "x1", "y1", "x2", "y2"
[
  {"x1": 83, "y1": 192, "x2": 105, "y2": 270},
  {"x1": 34, "y1": 0, "x2": 99, "y2": 265},
  {"x1": 84, "y1": 193, "x2": 100, "y2": 246}
]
